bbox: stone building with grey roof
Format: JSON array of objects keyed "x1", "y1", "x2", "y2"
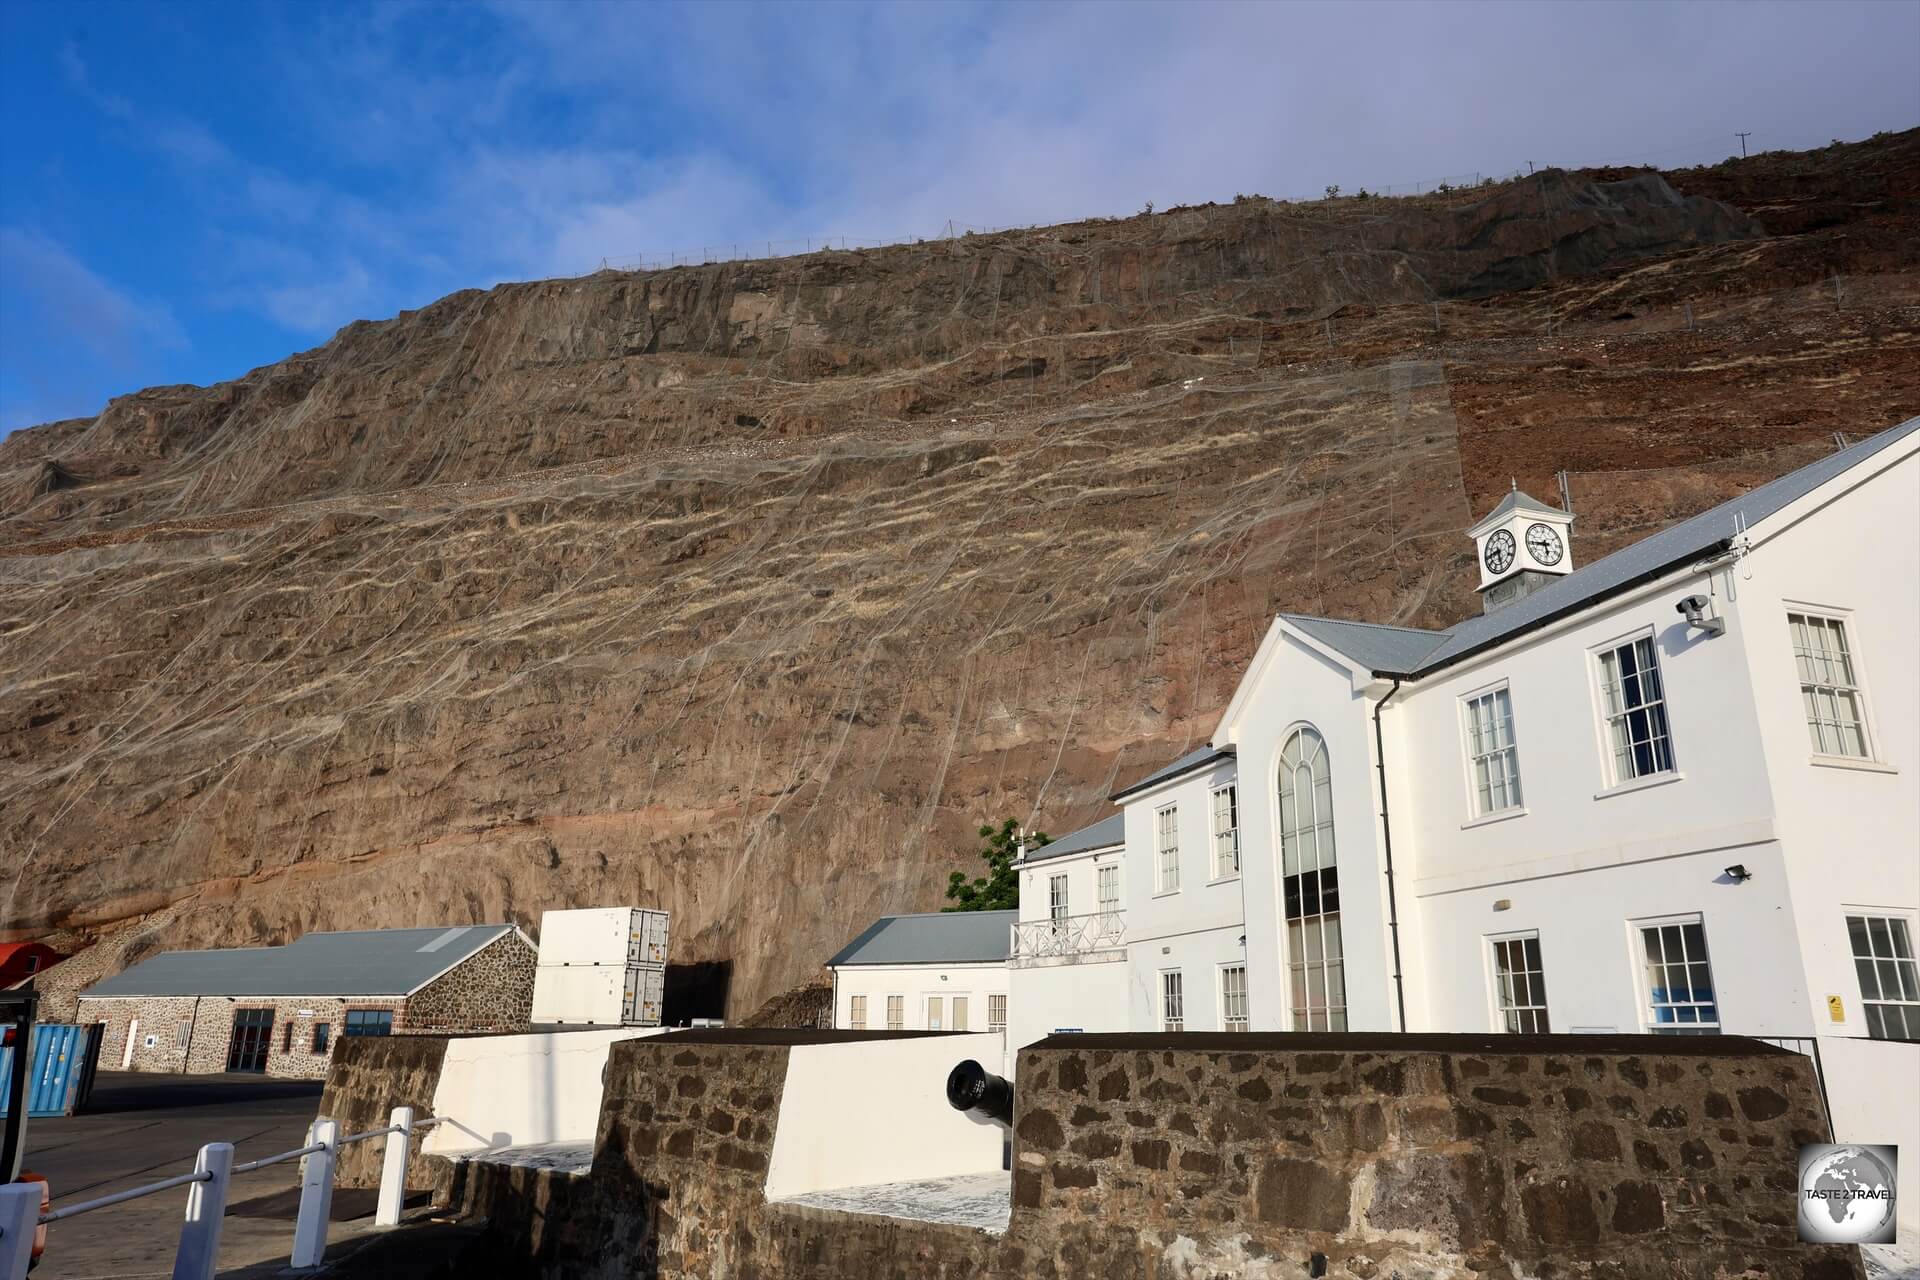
[{"x1": 79, "y1": 924, "x2": 537, "y2": 1079}]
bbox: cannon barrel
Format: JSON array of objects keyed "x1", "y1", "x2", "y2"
[{"x1": 945, "y1": 1058, "x2": 1013, "y2": 1125}]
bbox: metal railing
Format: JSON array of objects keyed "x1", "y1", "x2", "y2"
[
  {"x1": 0, "y1": 1107, "x2": 439, "y2": 1280},
  {"x1": 1010, "y1": 911, "x2": 1126, "y2": 966}
]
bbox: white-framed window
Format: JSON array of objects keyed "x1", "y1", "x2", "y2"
[
  {"x1": 1097, "y1": 864, "x2": 1120, "y2": 915},
  {"x1": 926, "y1": 996, "x2": 944, "y2": 1031},
  {"x1": 987, "y1": 993, "x2": 1007, "y2": 1032},
  {"x1": 1049, "y1": 873, "x2": 1069, "y2": 924},
  {"x1": 1155, "y1": 805, "x2": 1180, "y2": 894},
  {"x1": 1280, "y1": 727, "x2": 1345, "y2": 1031},
  {"x1": 1636, "y1": 915, "x2": 1719, "y2": 1034},
  {"x1": 885, "y1": 995, "x2": 904, "y2": 1031},
  {"x1": 1220, "y1": 964, "x2": 1249, "y2": 1031},
  {"x1": 1597, "y1": 635, "x2": 1675, "y2": 784},
  {"x1": 1847, "y1": 913, "x2": 1920, "y2": 1040},
  {"x1": 952, "y1": 995, "x2": 969, "y2": 1032},
  {"x1": 1790, "y1": 613, "x2": 1871, "y2": 758},
  {"x1": 1489, "y1": 933, "x2": 1550, "y2": 1033},
  {"x1": 848, "y1": 995, "x2": 867, "y2": 1030},
  {"x1": 174, "y1": 1019, "x2": 192, "y2": 1051},
  {"x1": 1211, "y1": 784, "x2": 1241, "y2": 879},
  {"x1": 1463, "y1": 686, "x2": 1523, "y2": 815},
  {"x1": 1160, "y1": 970, "x2": 1185, "y2": 1032}
]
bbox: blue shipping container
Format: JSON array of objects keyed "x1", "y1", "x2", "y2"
[{"x1": 0, "y1": 1024, "x2": 103, "y2": 1118}]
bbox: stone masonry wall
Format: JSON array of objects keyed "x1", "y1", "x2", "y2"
[
  {"x1": 401, "y1": 932, "x2": 537, "y2": 1034},
  {"x1": 474, "y1": 1031, "x2": 1860, "y2": 1280},
  {"x1": 319, "y1": 1033, "x2": 451, "y2": 1187},
  {"x1": 81, "y1": 997, "x2": 219, "y2": 1073},
  {"x1": 1002, "y1": 1033, "x2": 1858, "y2": 1280},
  {"x1": 80, "y1": 994, "x2": 398, "y2": 1079}
]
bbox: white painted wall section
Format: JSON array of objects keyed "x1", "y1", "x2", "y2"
[
  {"x1": 764, "y1": 1033, "x2": 1007, "y2": 1197},
  {"x1": 422, "y1": 1026, "x2": 669, "y2": 1155},
  {"x1": 832, "y1": 961, "x2": 1009, "y2": 1034},
  {"x1": 1818, "y1": 1036, "x2": 1920, "y2": 1237}
]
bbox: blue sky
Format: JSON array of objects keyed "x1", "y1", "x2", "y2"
[{"x1": 2, "y1": 1, "x2": 1916, "y2": 435}]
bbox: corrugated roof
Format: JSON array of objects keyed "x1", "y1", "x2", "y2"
[
  {"x1": 1018, "y1": 812, "x2": 1124, "y2": 865},
  {"x1": 1288, "y1": 418, "x2": 1919, "y2": 679},
  {"x1": 79, "y1": 925, "x2": 518, "y2": 999},
  {"x1": 826, "y1": 911, "x2": 1016, "y2": 967},
  {"x1": 1110, "y1": 746, "x2": 1236, "y2": 801}
]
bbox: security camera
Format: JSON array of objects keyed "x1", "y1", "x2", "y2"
[{"x1": 1676, "y1": 594, "x2": 1725, "y2": 635}]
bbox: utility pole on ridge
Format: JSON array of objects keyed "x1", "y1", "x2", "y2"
[{"x1": 1736, "y1": 132, "x2": 1751, "y2": 159}]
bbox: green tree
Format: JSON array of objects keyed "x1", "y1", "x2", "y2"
[{"x1": 944, "y1": 818, "x2": 1050, "y2": 911}]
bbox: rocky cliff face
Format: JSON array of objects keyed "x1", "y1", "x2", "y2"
[{"x1": 5, "y1": 134, "x2": 1918, "y2": 1018}]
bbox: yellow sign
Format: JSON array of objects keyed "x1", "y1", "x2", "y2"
[{"x1": 1826, "y1": 994, "x2": 1845, "y2": 1022}]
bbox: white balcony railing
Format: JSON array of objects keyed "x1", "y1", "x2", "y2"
[{"x1": 1011, "y1": 911, "x2": 1125, "y2": 967}]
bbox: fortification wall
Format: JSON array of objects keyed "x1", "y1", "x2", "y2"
[{"x1": 317, "y1": 1029, "x2": 1864, "y2": 1279}]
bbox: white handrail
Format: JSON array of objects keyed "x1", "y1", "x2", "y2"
[
  {"x1": 1010, "y1": 911, "x2": 1126, "y2": 964},
  {"x1": 0, "y1": 1106, "x2": 433, "y2": 1279},
  {"x1": 229, "y1": 1141, "x2": 326, "y2": 1176},
  {"x1": 38, "y1": 1168, "x2": 213, "y2": 1223}
]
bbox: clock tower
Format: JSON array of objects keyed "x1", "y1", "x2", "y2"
[{"x1": 1469, "y1": 483, "x2": 1575, "y2": 613}]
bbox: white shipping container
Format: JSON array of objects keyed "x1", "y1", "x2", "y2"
[
  {"x1": 625, "y1": 965, "x2": 666, "y2": 1026},
  {"x1": 531, "y1": 963, "x2": 665, "y2": 1027},
  {"x1": 535, "y1": 907, "x2": 671, "y2": 968}
]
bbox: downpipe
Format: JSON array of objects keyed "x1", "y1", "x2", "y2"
[{"x1": 1372, "y1": 679, "x2": 1409, "y2": 1033}]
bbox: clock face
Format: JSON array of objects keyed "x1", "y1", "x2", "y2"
[
  {"x1": 1483, "y1": 529, "x2": 1517, "y2": 575},
  {"x1": 1526, "y1": 522, "x2": 1564, "y2": 566}
]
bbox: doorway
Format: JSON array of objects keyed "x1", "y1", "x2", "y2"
[{"x1": 226, "y1": 1008, "x2": 274, "y2": 1073}]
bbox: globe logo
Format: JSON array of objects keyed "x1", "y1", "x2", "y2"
[{"x1": 1798, "y1": 1143, "x2": 1898, "y2": 1244}]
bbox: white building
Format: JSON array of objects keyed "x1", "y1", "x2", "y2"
[
  {"x1": 829, "y1": 417, "x2": 1918, "y2": 1226},
  {"x1": 826, "y1": 911, "x2": 1012, "y2": 1039}
]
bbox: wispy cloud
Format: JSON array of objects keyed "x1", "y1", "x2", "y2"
[
  {"x1": 7, "y1": 0, "x2": 1917, "y2": 431},
  {"x1": 0, "y1": 227, "x2": 187, "y2": 430}
]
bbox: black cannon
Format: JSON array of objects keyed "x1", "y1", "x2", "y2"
[{"x1": 945, "y1": 1058, "x2": 1013, "y2": 1125}]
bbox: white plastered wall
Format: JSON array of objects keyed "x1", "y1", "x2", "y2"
[
  {"x1": 764, "y1": 1033, "x2": 1007, "y2": 1197},
  {"x1": 1216, "y1": 628, "x2": 1396, "y2": 1033},
  {"x1": 830, "y1": 961, "x2": 1009, "y2": 1035},
  {"x1": 1118, "y1": 756, "x2": 1250, "y2": 1033},
  {"x1": 422, "y1": 1026, "x2": 669, "y2": 1155},
  {"x1": 1005, "y1": 958, "x2": 1129, "y2": 1058}
]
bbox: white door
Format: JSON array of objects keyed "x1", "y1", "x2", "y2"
[{"x1": 122, "y1": 1018, "x2": 139, "y2": 1068}]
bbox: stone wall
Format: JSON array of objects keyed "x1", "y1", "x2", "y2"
[
  {"x1": 320, "y1": 1033, "x2": 451, "y2": 1187},
  {"x1": 83, "y1": 996, "x2": 204, "y2": 1073},
  {"x1": 80, "y1": 994, "x2": 396, "y2": 1079},
  {"x1": 1000, "y1": 1032, "x2": 1857, "y2": 1280},
  {"x1": 402, "y1": 932, "x2": 538, "y2": 1034},
  {"x1": 457, "y1": 1030, "x2": 1860, "y2": 1280}
]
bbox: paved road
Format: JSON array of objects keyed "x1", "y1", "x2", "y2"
[{"x1": 23, "y1": 1071, "x2": 402, "y2": 1279}]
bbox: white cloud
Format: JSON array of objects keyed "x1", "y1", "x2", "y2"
[
  {"x1": 0, "y1": 228, "x2": 188, "y2": 430},
  {"x1": 21, "y1": 0, "x2": 1920, "y2": 427},
  {"x1": 0, "y1": 227, "x2": 188, "y2": 358}
]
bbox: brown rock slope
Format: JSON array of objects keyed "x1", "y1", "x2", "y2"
[{"x1": 4, "y1": 133, "x2": 1917, "y2": 1018}]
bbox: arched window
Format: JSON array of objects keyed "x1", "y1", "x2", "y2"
[{"x1": 1279, "y1": 727, "x2": 1346, "y2": 1030}]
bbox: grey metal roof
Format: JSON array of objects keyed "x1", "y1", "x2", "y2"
[
  {"x1": 827, "y1": 911, "x2": 1017, "y2": 967},
  {"x1": 1470, "y1": 487, "x2": 1568, "y2": 532},
  {"x1": 79, "y1": 925, "x2": 519, "y2": 999},
  {"x1": 1289, "y1": 417, "x2": 1919, "y2": 679},
  {"x1": 1279, "y1": 615, "x2": 1449, "y2": 675},
  {"x1": 1110, "y1": 746, "x2": 1236, "y2": 802},
  {"x1": 1018, "y1": 812, "x2": 1124, "y2": 865}
]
